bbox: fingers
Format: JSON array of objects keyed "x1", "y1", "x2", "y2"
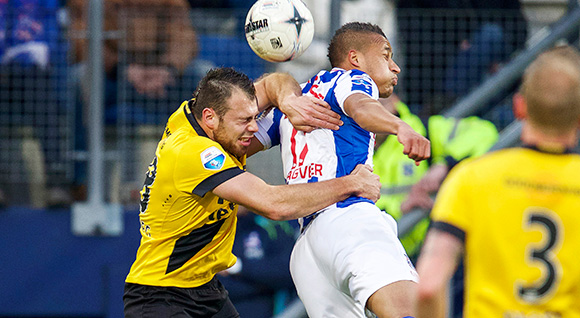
[
  {"x1": 402, "y1": 135, "x2": 431, "y2": 164},
  {"x1": 283, "y1": 95, "x2": 344, "y2": 132},
  {"x1": 307, "y1": 99, "x2": 342, "y2": 130},
  {"x1": 352, "y1": 164, "x2": 373, "y2": 174},
  {"x1": 352, "y1": 164, "x2": 381, "y2": 202}
]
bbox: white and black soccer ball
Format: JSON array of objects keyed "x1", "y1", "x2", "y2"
[{"x1": 245, "y1": 0, "x2": 314, "y2": 62}]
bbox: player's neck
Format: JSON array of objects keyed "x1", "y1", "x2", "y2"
[
  {"x1": 521, "y1": 122, "x2": 578, "y2": 150},
  {"x1": 196, "y1": 118, "x2": 215, "y2": 140}
]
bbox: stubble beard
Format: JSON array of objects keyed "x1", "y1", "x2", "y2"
[{"x1": 214, "y1": 125, "x2": 246, "y2": 159}]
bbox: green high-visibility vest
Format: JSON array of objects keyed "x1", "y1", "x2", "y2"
[{"x1": 373, "y1": 101, "x2": 499, "y2": 257}]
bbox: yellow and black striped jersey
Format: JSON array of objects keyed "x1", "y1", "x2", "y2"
[
  {"x1": 431, "y1": 145, "x2": 580, "y2": 318},
  {"x1": 126, "y1": 101, "x2": 246, "y2": 288}
]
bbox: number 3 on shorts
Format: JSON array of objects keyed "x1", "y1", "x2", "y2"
[{"x1": 515, "y1": 208, "x2": 563, "y2": 304}]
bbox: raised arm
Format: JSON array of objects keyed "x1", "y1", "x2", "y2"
[
  {"x1": 344, "y1": 93, "x2": 431, "y2": 164},
  {"x1": 254, "y1": 73, "x2": 343, "y2": 132},
  {"x1": 212, "y1": 164, "x2": 380, "y2": 221}
]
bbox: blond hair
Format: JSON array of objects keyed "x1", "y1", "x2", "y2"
[{"x1": 521, "y1": 45, "x2": 580, "y2": 136}]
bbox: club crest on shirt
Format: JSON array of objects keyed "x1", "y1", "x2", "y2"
[
  {"x1": 201, "y1": 146, "x2": 226, "y2": 170},
  {"x1": 351, "y1": 74, "x2": 374, "y2": 95}
]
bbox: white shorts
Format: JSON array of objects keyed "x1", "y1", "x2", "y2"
[{"x1": 290, "y1": 202, "x2": 418, "y2": 318}]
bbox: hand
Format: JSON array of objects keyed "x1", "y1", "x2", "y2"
[
  {"x1": 397, "y1": 122, "x2": 431, "y2": 166},
  {"x1": 127, "y1": 64, "x2": 175, "y2": 98},
  {"x1": 415, "y1": 164, "x2": 449, "y2": 193},
  {"x1": 142, "y1": 66, "x2": 175, "y2": 98},
  {"x1": 400, "y1": 186, "x2": 434, "y2": 214},
  {"x1": 127, "y1": 64, "x2": 147, "y2": 94},
  {"x1": 400, "y1": 164, "x2": 448, "y2": 213},
  {"x1": 350, "y1": 164, "x2": 381, "y2": 202},
  {"x1": 279, "y1": 94, "x2": 343, "y2": 132}
]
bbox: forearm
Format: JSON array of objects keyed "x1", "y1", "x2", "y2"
[
  {"x1": 347, "y1": 96, "x2": 403, "y2": 134},
  {"x1": 213, "y1": 172, "x2": 362, "y2": 221},
  {"x1": 416, "y1": 229, "x2": 463, "y2": 318},
  {"x1": 417, "y1": 288, "x2": 447, "y2": 318},
  {"x1": 254, "y1": 73, "x2": 301, "y2": 112},
  {"x1": 259, "y1": 176, "x2": 359, "y2": 220}
]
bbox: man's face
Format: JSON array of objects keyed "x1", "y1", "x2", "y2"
[
  {"x1": 213, "y1": 88, "x2": 259, "y2": 158},
  {"x1": 358, "y1": 35, "x2": 401, "y2": 98}
]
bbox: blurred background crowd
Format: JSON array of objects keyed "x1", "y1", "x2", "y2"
[{"x1": 0, "y1": 0, "x2": 578, "y2": 317}]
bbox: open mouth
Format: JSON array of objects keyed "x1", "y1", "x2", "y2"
[{"x1": 240, "y1": 136, "x2": 253, "y2": 147}]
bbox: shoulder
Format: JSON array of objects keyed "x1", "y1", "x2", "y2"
[
  {"x1": 163, "y1": 130, "x2": 223, "y2": 162},
  {"x1": 345, "y1": 69, "x2": 373, "y2": 81},
  {"x1": 340, "y1": 69, "x2": 378, "y2": 96},
  {"x1": 180, "y1": 136, "x2": 226, "y2": 158},
  {"x1": 449, "y1": 148, "x2": 520, "y2": 178}
]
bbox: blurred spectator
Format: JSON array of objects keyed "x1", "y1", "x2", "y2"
[
  {"x1": 69, "y1": 0, "x2": 206, "y2": 125},
  {"x1": 0, "y1": 0, "x2": 69, "y2": 207},
  {"x1": 373, "y1": 93, "x2": 499, "y2": 261},
  {"x1": 219, "y1": 207, "x2": 298, "y2": 318},
  {"x1": 68, "y1": 0, "x2": 212, "y2": 199},
  {"x1": 396, "y1": 0, "x2": 528, "y2": 116}
]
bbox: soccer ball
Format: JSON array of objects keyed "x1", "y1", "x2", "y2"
[{"x1": 245, "y1": 0, "x2": 314, "y2": 62}]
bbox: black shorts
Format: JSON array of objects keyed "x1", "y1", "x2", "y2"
[{"x1": 123, "y1": 277, "x2": 239, "y2": 318}]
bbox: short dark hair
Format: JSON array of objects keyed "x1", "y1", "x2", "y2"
[
  {"x1": 327, "y1": 22, "x2": 387, "y2": 67},
  {"x1": 189, "y1": 67, "x2": 256, "y2": 119}
]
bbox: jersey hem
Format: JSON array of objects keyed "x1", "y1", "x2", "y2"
[{"x1": 125, "y1": 275, "x2": 214, "y2": 289}]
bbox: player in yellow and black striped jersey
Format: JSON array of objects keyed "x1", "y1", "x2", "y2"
[
  {"x1": 416, "y1": 45, "x2": 580, "y2": 318},
  {"x1": 123, "y1": 67, "x2": 383, "y2": 318},
  {"x1": 125, "y1": 101, "x2": 245, "y2": 288}
]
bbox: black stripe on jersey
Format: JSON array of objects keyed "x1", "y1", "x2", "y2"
[
  {"x1": 184, "y1": 103, "x2": 208, "y2": 137},
  {"x1": 166, "y1": 218, "x2": 227, "y2": 274},
  {"x1": 193, "y1": 167, "x2": 245, "y2": 197},
  {"x1": 431, "y1": 221, "x2": 466, "y2": 243}
]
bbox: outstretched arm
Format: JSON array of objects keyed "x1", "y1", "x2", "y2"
[
  {"x1": 212, "y1": 164, "x2": 380, "y2": 221},
  {"x1": 344, "y1": 93, "x2": 431, "y2": 165},
  {"x1": 254, "y1": 73, "x2": 343, "y2": 132}
]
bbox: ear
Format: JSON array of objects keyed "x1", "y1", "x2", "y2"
[
  {"x1": 512, "y1": 93, "x2": 527, "y2": 120},
  {"x1": 347, "y1": 49, "x2": 361, "y2": 68},
  {"x1": 201, "y1": 108, "x2": 218, "y2": 129}
]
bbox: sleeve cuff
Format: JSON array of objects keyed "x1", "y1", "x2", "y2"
[
  {"x1": 192, "y1": 167, "x2": 245, "y2": 197},
  {"x1": 430, "y1": 221, "x2": 466, "y2": 243},
  {"x1": 254, "y1": 122, "x2": 271, "y2": 149}
]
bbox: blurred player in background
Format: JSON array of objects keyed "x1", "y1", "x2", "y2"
[
  {"x1": 374, "y1": 93, "x2": 498, "y2": 260},
  {"x1": 416, "y1": 45, "x2": 580, "y2": 318},
  {"x1": 123, "y1": 67, "x2": 381, "y2": 317},
  {"x1": 252, "y1": 22, "x2": 429, "y2": 318}
]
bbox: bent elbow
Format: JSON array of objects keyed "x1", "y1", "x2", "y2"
[
  {"x1": 416, "y1": 282, "x2": 441, "y2": 303},
  {"x1": 257, "y1": 206, "x2": 289, "y2": 221}
]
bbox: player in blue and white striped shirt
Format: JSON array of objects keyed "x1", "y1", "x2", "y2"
[{"x1": 251, "y1": 22, "x2": 430, "y2": 318}]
